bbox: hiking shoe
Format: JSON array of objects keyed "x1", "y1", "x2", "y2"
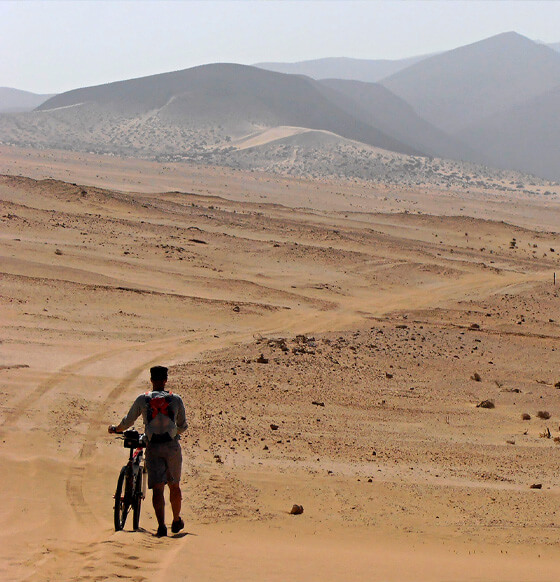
[
  {"x1": 171, "y1": 517, "x2": 184, "y2": 533},
  {"x1": 156, "y1": 525, "x2": 167, "y2": 537}
]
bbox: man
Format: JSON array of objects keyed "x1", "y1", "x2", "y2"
[{"x1": 109, "y1": 365, "x2": 188, "y2": 537}]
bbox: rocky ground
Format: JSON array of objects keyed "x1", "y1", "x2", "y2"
[{"x1": 1, "y1": 152, "x2": 560, "y2": 580}]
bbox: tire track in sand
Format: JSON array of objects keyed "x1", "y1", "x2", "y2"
[
  {"x1": 65, "y1": 326, "x2": 275, "y2": 523},
  {"x1": 0, "y1": 345, "x2": 136, "y2": 438},
  {"x1": 33, "y1": 270, "x2": 554, "y2": 578},
  {"x1": 62, "y1": 331, "x2": 265, "y2": 582}
]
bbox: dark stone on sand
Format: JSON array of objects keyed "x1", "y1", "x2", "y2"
[{"x1": 290, "y1": 504, "x2": 304, "y2": 515}]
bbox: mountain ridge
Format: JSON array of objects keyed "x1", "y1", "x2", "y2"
[
  {"x1": 0, "y1": 87, "x2": 54, "y2": 113},
  {"x1": 254, "y1": 55, "x2": 429, "y2": 83},
  {"x1": 381, "y1": 31, "x2": 560, "y2": 134},
  {"x1": 35, "y1": 63, "x2": 419, "y2": 156},
  {"x1": 1, "y1": 32, "x2": 560, "y2": 182}
]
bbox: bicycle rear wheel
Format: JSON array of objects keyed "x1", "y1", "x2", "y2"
[{"x1": 114, "y1": 466, "x2": 132, "y2": 531}]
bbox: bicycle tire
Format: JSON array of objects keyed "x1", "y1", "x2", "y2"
[
  {"x1": 132, "y1": 467, "x2": 142, "y2": 531},
  {"x1": 114, "y1": 466, "x2": 132, "y2": 531}
]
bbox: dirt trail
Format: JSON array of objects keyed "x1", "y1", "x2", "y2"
[
  {"x1": 2, "y1": 169, "x2": 560, "y2": 581},
  {"x1": 8, "y1": 268, "x2": 552, "y2": 580}
]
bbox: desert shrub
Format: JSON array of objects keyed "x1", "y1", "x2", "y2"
[
  {"x1": 537, "y1": 411, "x2": 551, "y2": 420},
  {"x1": 521, "y1": 413, "x2": 531, "y2": 420}
]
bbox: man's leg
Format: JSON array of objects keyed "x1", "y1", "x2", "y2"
[
  {"x1": 169, "y1": 483, "x2": 182, "y2": 521},
  {"x1": 152, "y1": 483, "x2": 166, "y2": 528},
  {"x1": 165, "y1": 440, "x2": 183, "y2": 531}
]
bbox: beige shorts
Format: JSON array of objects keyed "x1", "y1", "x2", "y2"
[{"x1": 145, "y1": 439, "x2": 182, "y2": 488}]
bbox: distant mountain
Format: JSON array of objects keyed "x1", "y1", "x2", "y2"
[
  {"x1": 2, "y1": 34, "x2": 560, "y2": 183},
  {"x1": 0, "y1": 87, "x2": 54, "y2": 113},
  {"x1": 12, "y1": 63, "x2": 418, "y2": 156},
  {"x1": 381, "y1": 32, "x2": 560, "y2": 134},
  {"x1": 548, "y1": 42, "x2": 560, "y2": 53},
  {"x1": 254, "y1": 55, "x2": 428, "y2": 83},
  {"x1": 457, "y1": 84, "x2": 560, "y2": 181},
  {"x1": 317, "y1": 78, "x2": 473, "y2": 161}
]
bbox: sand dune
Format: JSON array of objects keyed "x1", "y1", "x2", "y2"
[{"x1": 232, "y1": 126, "x2": 342, "y2": 150}]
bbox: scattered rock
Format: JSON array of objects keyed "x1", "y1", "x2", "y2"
[
  {"x1": 268, "y1": 338, "x2": 288, "y2": 351},
  {"x1": 55, "y1": 249, "x2": 63, "y2": 255},
  {"x1": 385, "y1": 372, "x2": 393, "y2": 379},
  {"x1": 312, "y1": 401, "x2": 325, "y2": 407},
  {"x1": 270, "y1": 424, "x2": 279, "y2": 430},
  {"x1": 256, "y1": 354, "x2": 269, "y2": 364},
  {"x1": 294, "y1": 334, "x2": 315, "y2": 345},
  {"x1": 530, "y1": 483, "x2": 542, "y2": 489},
  {"x1": 521, "y1": 413, "x2": 531, "y2": 420},
  {"x1": 290, "y1": 504, "x2": 304, "y2": 515},
  {"x1": 233, "y1": 305, "x2": 241, "y2": 312},
  {"x1": 470, "y1": 323, "x2": 480, "y2": 329},
  {"x1": 477, "y1": 400, "x2": 495, "y2": 409},
  {"x1": 471, "y1": 372, "x2": 482, "y2": 382}
]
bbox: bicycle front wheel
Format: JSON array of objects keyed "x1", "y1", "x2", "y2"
[
  {"x1": 114, "y1": 466, "x2": 132, "y2": 531},
  {"x1": 132, "y1": 469, "x2": 143, "y2": 531}
]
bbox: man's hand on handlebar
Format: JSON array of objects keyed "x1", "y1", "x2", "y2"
[{"x1": 108, "y1": 425, "x2": 122, "y2": 434}]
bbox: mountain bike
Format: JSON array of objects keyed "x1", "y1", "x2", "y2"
[{"x1": 114, "y1": 429, "x2": 147, "y2": 531}]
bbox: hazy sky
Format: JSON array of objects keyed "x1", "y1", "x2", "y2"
[{"x1": 2, "y1": 0, "x2": 560, "y2": 94}]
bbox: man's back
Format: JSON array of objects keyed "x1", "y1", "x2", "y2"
[{"x1": 119, "y1": 390, "x2": 187, "y2": 443}]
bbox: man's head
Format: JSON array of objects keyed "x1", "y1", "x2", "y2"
[{"x1": 150, "y1": 365, "x2": 168, "y2": 390}]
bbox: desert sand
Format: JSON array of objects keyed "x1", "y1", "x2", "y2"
[{"x1": 1, "y1": 146, "x2": 560, "y2": 581}]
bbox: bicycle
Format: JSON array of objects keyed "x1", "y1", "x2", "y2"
[{"x1": 113, "y1": 429, "x2": 147, "y2": 531}]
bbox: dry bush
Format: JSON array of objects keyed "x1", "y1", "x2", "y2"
[
  {"x1": 521, "y1": 413, "x2": 531, "y2": 420},
  {"x1": 537, "y1": 410, "x2": 551, "y2": 420}
]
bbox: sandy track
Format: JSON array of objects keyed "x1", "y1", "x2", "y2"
[{"x1": 1, "y1": 167, "x2": 560, "y2": 581}]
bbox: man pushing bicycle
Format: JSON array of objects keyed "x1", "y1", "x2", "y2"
[{"x1": 109, "y1": 365, "x2": 188, "y2": 537}]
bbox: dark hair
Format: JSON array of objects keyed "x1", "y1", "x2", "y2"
[{"x1": 150, "y1": 366, "x2": 168, "y2": 381}]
